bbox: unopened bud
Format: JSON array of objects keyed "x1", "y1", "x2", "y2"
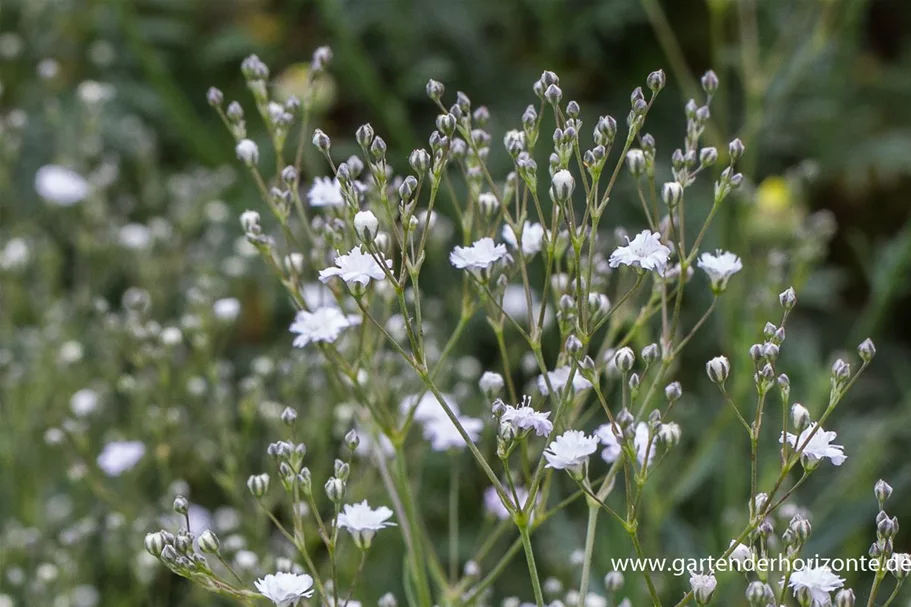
[
  {"x1": 198, "y1": 529, "x2": 220, "y2": 554},
  {"x1": 706, "y1": 356, "x2": 730, "y2": 384},
  {"x1": 247, "y1": 473, "x2": 270, "y2": 498}
]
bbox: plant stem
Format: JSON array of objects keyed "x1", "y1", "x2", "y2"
[
  {"x1": 519, "y1": 524, "x2": 545, "y2": 607},
  {"x1": 578, "y1": 502, "x2": 600, "y2": 603}
]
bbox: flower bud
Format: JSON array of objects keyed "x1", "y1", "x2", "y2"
[
  {"x1": 378, "y1": 593, "x2": 398, "y2": 607},
  {"x1": 198, "y1": 529, "x2": 220, "y2": 554},
  {"x1": 641, "y1": 343, "x2": 659, "y2": 364},
  {"x1": 614, "y1": 347, "x2": 635, "y2": 373},
  {"x1": 551, "y1": 170, "x2": 575, "y2": 203},
  {"x1": 662, "y1": 181, "x2": 683, "y2": 207},
  {"x1": 789, "y1": 514, "x2": 812, "y2": 543},
  {"x1": 239, "y1": 210, "x2": 260, "y2": 234},
  {"x1": 145, "y1": 531, "x2": 167, "y2": 557},
  {"x1": 875, "y1": 479, "x2": 893, "y2": 504},
  {"x1": 835, "y1": 589, "x2": 855, "y2": 607},
  {"x1": 657, "y1": 422, "x2": 681, "y2": 447},
  {"x1": 647, "y1": 69, "x2": 666, "y2": 93},
  {"x1": 334, "y1": 459, "x2": 350, "y2": 481},
  {"x1": 312, "y1": 129, "x2": 331, "y2": 152},
  {"x1": 280, "y1": 407, "x2": 298, "y2": 426},
  {"x1": 728, "y1": 138, "x2": 745, "y2": 162},
  {"x1": 699, "y1": 147, "x2": 718, "y2": 167},
  {"x1": 565, "y1": 335, "x2": 583, "y2": 357},
  {"x1": 791, "y1": 403, "x2": 810, "y2": 431},
  {"x1": 247, "y1": 473, "x2": 270, "y2": 498},
  {"x1": 604, "y1": 571, "x2": 624, "y2": 592},
  {"x1": 701, "y1": 70, "x2": 719, "y2": 94},
  {"x1": 436, "y1": 113, "x2": 457, "y2": 136},
  {"x1": 325, "y1": 477, "x2": 345, "y2": 502},
  {"x1": 858, "y1": 338, "x2": 876, "y2": 363},
  {"x1": 746, "y1": 581, "x2": 772, "y2": 606},
  {"x1": 891, "y1": 553, "x2": 911, "y2": 580},
  {"x1": 298, "y1": 467, "x2": 312, "y2": 494},
  {"x1": 409, "y1": 148, "x2": 431, "y2": 174},
  {"x1": 206, "y1": 87, "x2": 223, "y2": 107},
  {"x1": 544, "y1": 84, "x2": 562, "y2": 105},
  {"x1": 344, "y1": 429, "x2": 360, "y2": 451},
  {"x1": 665, "y1": 381, "x2": 682, "y2": 402},
  {"x1": 626, "y1": 149, "x2": 646, "y2": 176},
  {"x1": 706, "y1": 356, "x2": 730, "y2": 384},
  {"x1": 235, "y1": 139, "x2": 259, "y2": 167},
  {"x1": 426, "y1": 79, "x2": 445, "y2": 101},
  {"x1": 172, "y1": 495, "x2": 189, "y2": 516},
  {"x1": 354, "y1": 210, "x2": 379, "y2": 242}
]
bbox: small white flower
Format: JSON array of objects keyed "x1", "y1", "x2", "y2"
[
  {"x1": 307, "y1": 176, "x2": 345, "y2": 207},
  {"x1": 97, "y1": 441, "x2": 145, "y2": 476},
  {"x1": 119, "y1": 223, "x2": 152, "y2": 250},
  {"x1": 0, "y1": 237, "x2": 30, "y2": 270},
  {"x1": 728, "y1": 540, "x2": 753, "y2": 566},
  {"x1": 254, "y1": 572, "x2": 315, "y2": 606},
  {"x1": 401, "y1": 392, "x2": 460, "y2": 424},
  {"x1": 160, "y1": 326, "x2": 183, "y2": 347},
  {"x1": 501, "y1": 404, "x2": 553, "y2": 437},
  {"x1": 212, "y1": 297, "x2": 241, "y2": 322},
  {"x1": 536, "y1": 365, "x2": 592, "y2": 395},
  {"x1": 353, "y1": 210, "x2": 379, "y2": 241},
  {"x1": 780, "y1": 423, "x2": 846, "y2": 466},
  {"x1": 483, "y1": 486, "x2": 535, "y2": 520},
  {"x1": 337, "y1": 500, "x2": 396, "y2": 549},
  {"x1": 543, "y1": 430, "x2": 599, "y2": 475},
  {"x1": 235, "y1": 139, "x2": 259, "y2": 166},
  {"x1": 35, "y1": 165, "x2": 89, "y2": 206},
  {"x1": 479, "y1": 371, "x2": 505, "y2": 396},
  {"x1": 690, "y1": 573, "x2": 717, "y2": 605},
  {"x1": 289, "y1": 307, "x2": 357, "y2": 347},
  {"x1": 697, "y1": 250, "x2": 743, "y2": 292},
  {"x1": 423, "y1": 415, "x2": 484, "y2": 451},
  {"x1": 450, "y1": 237, "x2": 508, "y2": 271},
  {"x1": 70, "y1": 389, "x2": 99, "y2": 417},
  {"x1": 595, "y1": 422, "x2": 654, "y2": 467},
  {"x1": 786, "y1": 566, "x2": 845, "y2": 605},
  {"x1": 608, "y1": 230, "x2": 672, "y2": 274},
  {"x1": 502, "y1": 222, "x2": 545, "y2": 256},
  {"x1": 318, "y1": 246, "x2": 392, "y2": 287}
]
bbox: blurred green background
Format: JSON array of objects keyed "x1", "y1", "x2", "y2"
[{"x1": 3, "y1": 0, "x2": 911, "y2": 605}]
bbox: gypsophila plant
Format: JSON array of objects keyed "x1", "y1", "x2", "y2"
[{"x1": 123, "y1": 47, "x2": 903, "y2": 607}]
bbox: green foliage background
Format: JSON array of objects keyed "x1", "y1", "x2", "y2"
[{"x1": 2, "y1": 0, "x2": 911, "y2": 605}]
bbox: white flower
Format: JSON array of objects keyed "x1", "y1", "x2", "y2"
[
  {"x1": 697, "y1": 250, "x2": 743, "y2": 291},
  {"x1": 689, "y1": 573, "x2": 717, "y2": 604},
  {"x1": 35, "y1": 165, "x2": 89, "y2": 206},
  {"x1": 307, "y1": 176, "x2": 345, "y2": 207},
  {"x1": 70, "y1": 389, "x2": 99, "y2": 417},
  {"x1": 780, "y1": 423, "x2": 846, "y2": 466},
  {"x1": 318, "y1": 246, "x2": 392, "y2": 287},
  {"x1": 479, "y1": 371, "x2": 505, "y2": 396},
  {"x1": 400, "y1": 392, "x2": 460, "y2": 424},
  {"x1": 289, "y1": 307, "x2": 358, "y2": 347},
  {"x1": 235, "y1": 139, "x2": 259, "y2": 166},
  {"x1": 423, "y1": 415, "x2": 484, "y2": 451},
  {"x1": 449, "y1": 237, "x2": 508, "y2": 270},
  {"x1": 787, "y1": 566, "x2": 844, "y2": 605},
  {"x1": 97, "y1": 441, "x2": 145, "y2": 476},
  {"x1": 484, "y1": 486, "x2": 538, "y2": 520},
  {"x1": 212, "y1": 297, "x2": 241, "y2": 322},
  {"x1": 119, "y1": 223, "x2": 152, "y2": 250},
  {"x1": 536, "y1": 365, "x2": 592, "y2": 395},
  {"x1": 254, "y1": 572, "x2": 315, "y2": 606},
  {"x1": 1, "y1": 237, "x2": 30, "y2": 270},
  {"x1": 337, "y1": 500, "x2": 396, "y2": 548},
  {"x1": 728, "y1": 540, "x2": 753, "y2": 566},
  {"x1": 502, "y1": 222, "x2": 545, "y2": 256},
  {"x1": 353, "y1": 210, "x2": 379, "y2": 241},
  {"x1": 543, "y1": 430, "x2": 599, "y2": 475},
  {"x1": 595, "y1": 422, "x2": 654, "y2": 467},
  {"x1": 501, "y1": 404, "x2": 553, "y2": 437},
  {"x1": 608, "y1": 230, "x2": 672, "y2": 274}
]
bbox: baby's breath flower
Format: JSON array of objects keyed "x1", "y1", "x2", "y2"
[
  {"x1": 319, "y1": 246, "x2": 392, "y2": 287},
  {"x1": 307, "y1": 176, "x2": 344, "y2": 207},
  {"x1": 353, "y1": 210, "x2": 379, "y2": 242},
  {"x1": 536, "y1": 365, "x2": 592, "y2": 395},
  {"x1": 479, "y1": 371, "x2": 505, "y2": 397},
  {"x1": 337, "y1": 500, "x2": 396, "y2": 549},
  {"x1": 235, "y1": 139, "x2": 259, "y2": 166},
  {"x1": 500, "y1": 400, "x2": 553, "y2": 437},
  {"x1": 502, "y1": 222, "x2": 545, "y2": 256},
  {"x1": 450, "y1": 237, "x2": 508, "y2": 271},
  {"x1": 254, "y1": 571, "x2": 315, "y2": 606},
  {"x1": 786, "y1": 566, "x2": 844, "y2": 605},
  {"x1": 608, "y1": 230, "x2": 671, "y2": 274},
  {"x1": 422, "y1": 415, "x2": 484, "y2": 451},
  {"x1": 289, "y1": 307, "x2": 357, "y2": 347},
  {"x1": 212, "y1": 297, "x2": 241, "y2": 322},
  {"x1": 696, "y1": 250, "x2": 743, "y2": 293},
  {"x1": 97, "y1": 441, "x2": 145, "y2": 477},
  {"x1": 543, "y1": 430, "x2": 599, "y2": 477},
  {"x1": 690, "y1": 573, "x2": 717, "y2": 605},
  {"x1": 35, "y1": 165, "x2": 89, "y2": 206},
  {"x1": 780, "y1": 423, "x2": 846, "y2": 467}
]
